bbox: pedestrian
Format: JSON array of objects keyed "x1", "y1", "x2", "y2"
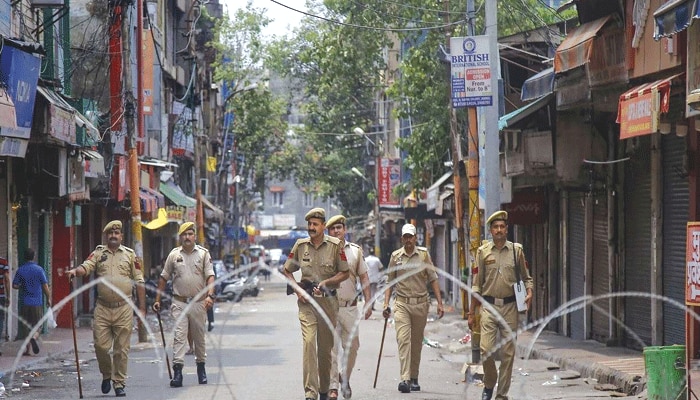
[
  {"x1": 152, "y1": 221, "x2": 216, "y2": 388},
  {"x1": 326, "y1": 215, "x2": 372, "y2": 400},
  {"x1": 0, "y1": 256, "x2": 10, "y2": 352},
  {"x1": 382, "y1": 223, "x2": 444, "y2": 394},
  {"x1": 364, "y1": 247, "x2": 383, "y2": 311},
  {"x1": 468, "y1": 211, "x2": 533, "y2": 400},
  {"x1": 65, "y1": 220, "x2": 145, "y2": 397},
  {"x1": 12, "y1": 248, "x2": 51, "y2": 356},
  {"x1": 281, "y1": 207, "x2": 349, "y2": 400}
]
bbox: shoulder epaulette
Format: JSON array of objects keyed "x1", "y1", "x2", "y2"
[
  {"x1": 478, "y1": 241, "x2": 492, "y2": 251},
  {"x1": 296, "y1": 238, "x2": 311, "y2": 245},
  {"x1": 416, "y1": 246, "x2": 428, "y2": 252},
  {"x1": 95, "y1": 245, "x2": 106, "y2": 250},
  {"x1": 326, "y1": 236, "x2": 341, "y2": 245},
  {"x1": 348, "y1": 242, "x2": 361, "y2": 249},
  {"x1": 120, "y1": 246, "x2": 135, "y2": 253}
]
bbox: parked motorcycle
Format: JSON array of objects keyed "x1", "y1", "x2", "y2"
[{"x1": 220, "y1": 273, "x2": 260, "y2": 302}]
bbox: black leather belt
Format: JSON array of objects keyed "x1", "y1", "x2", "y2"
[
  {"x1": 396, "y1": 295, "x2": 429, "y2": 305},
  {"x1": 97, "y1": 299, "x2": 127, "y2": 308},
  {"x1": 483, "y1": 295, "x2": 516, "y2": 306},
  {"x1": 173, "y1": 294, "x2": 203, "y2": 303}
]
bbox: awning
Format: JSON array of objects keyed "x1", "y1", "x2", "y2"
[
  {"x1": 616, "y1": 73, "x2": 683, "y2": 140},
  {"x1": 200, "y1": 196, "x2": 224, "y2": 220},
  {"x1": 653, "y1": 0, "x2": 699, "y2": 39},
  {"x1": 140, "y1": 157, "x2": 179, "y2": 168},
  {"x1": 499, "y1": 93, "x2": 554, "y2": 130},
  {"x1": 142, "y1": 186, "x2": 166, "y2": 208},
  {"x1": 139, "y1": 188, "x2": 158, "y2": 215},
  {"x1": 142, "y1": 208, "x2": 169, "y2": 230},
  {"x1": 554, "y1": 15, "x2": 613, "y2": 73},
  {"x1": 81, "y1": 149, "x2": 105, "y2": 177},
  {"x1": 159, "y1": 181, "x2": 197, "y2": 207},
  {"x1": 0, "y1": 88, "x2": 18, "y2": 130},
  {"x1": 521, "y1": 67, "x2": 554, "y2": 101},
  {"x1": 37, "y1": 86, "x2": 76, "y2": 144}
]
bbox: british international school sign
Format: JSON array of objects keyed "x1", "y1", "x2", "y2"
[{"x1": 450, "y1": 36, "x2": 492, "y2": 107}]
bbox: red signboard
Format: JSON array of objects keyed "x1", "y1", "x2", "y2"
[
  {"x1": 378, "y1": 157, "x2": 400, "y2": 207},
  {"x1": 503, "y1": 190, "x2": 546, "y2": 225},
  {"x1": 686, "y1": 222, "x2": 700, "y2": 306},
  {"x1": 618, "y1": 91, "x2": 656, "y2": 139}
]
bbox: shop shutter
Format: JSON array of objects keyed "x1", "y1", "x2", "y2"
[
  {"x1": 662, "y1": 134, "x2": 688, "y2": 346},
  {"x1": 624, "y1": 136, "x2": 652, "y2": 349},
  {"x1": 568, "y1": 193, "x2": 586, "y2": 340},
  {"x1": 591, "y1": 193, "x2": 610, "y2": 343}
]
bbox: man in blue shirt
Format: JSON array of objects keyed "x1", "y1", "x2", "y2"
[{"x1": 13, "y1": 248, "x2": 51, "y2": 355}]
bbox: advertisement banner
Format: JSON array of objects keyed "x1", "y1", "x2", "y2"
[
  {"x1": 378, "y1": 157, "x2": 400, "y2": 207},
  {"x1": 0, "y1": 45, "x2": 41, "y2": 139},
  {"x1": 618, "y1": 91, "x2": 657, "y2": 139},
  {"x1": 687, "y1": 222, "x2": 700, "y2": 306},
  {"x1": 450, "y1": 36, "x2": 493, "y2": 107},
  {"x1": 687, "y1": 21, "x2": 700, "y2": 117},
  {"x1": 143, "y1": 30, "x2": 154, "y2": 115}
]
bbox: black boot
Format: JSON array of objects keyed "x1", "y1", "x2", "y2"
[
  {"x1": 410, "y1": 378, "x2": 421, "y2": 391},
  {"x1": 196, "y1": 362, "x2": 207, "y2": 384},
  {"x1": 170, "y1": 363, "x2": 183, "y2": 387},
  {"x1": 482, "y1": 387, "x2": 494, "y2": 400}
]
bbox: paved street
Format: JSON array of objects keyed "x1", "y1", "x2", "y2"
[{"x1": 0, "y1": 277, "x2": 647, "y2": 399}]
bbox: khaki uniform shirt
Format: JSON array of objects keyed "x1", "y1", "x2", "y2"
[
  {"x1": 161, "y1": 245, "x2": 215, "y2": 298},
  {"x1": 81, "y1": 244, "x2": 144, "y2": 303},
  {"x1": 387, "y1": 246, "x2": 437, "y2": 298},
  {"x1": 336, "y1": 242, "x2": 368, "y2": 303},
  {"x1": 472, "y1": 240, "x2": 534, "y2": 298},
  {"x1": 284, "y1": 235, "x2": 349, "y2": 286}
]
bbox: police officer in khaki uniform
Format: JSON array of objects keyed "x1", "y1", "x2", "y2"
[
  {"x1": 382, "y1": 223, "x2": 444, "y2": 394},
  {"x1": 468, "y1": 211, "x2": 533, "y2": 400},
  {"x1": 153, "y1": 222, "x2": 215, "y2": 388},
  {"x1": 326, "y1": 215, "x2": 372, "y2": 400},
  {"x1": 282, "y1": 208, "x2": 349, "y2": 400},
  {"x1": 66, "y1": 220, "x2": 146, "y2": 397}
]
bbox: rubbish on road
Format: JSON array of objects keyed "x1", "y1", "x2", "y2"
[
  {"x1": 542, "y1": 374, "x2": 560, "y2": 386},
  {"x1": 10, "y1": 388, "x2": 19, "y2": 393},
  {"x1": 459, "y1": 332, "x2": 471, "y2": 344},
  {"x1": 518, "y1": 368, "x2": 529, "y2": 376},
  {"x1": 0, "y1": 382, "x2": 5, "y2": 396},
  {"x1": 423, "y1": 337, "x2": 441, "y2": 348},
  {"x1": 21, "y1": 382, "x2": 29, "y2": 388}
]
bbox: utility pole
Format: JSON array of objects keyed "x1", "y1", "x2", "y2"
[
  {"x1": 483, "y1": 0, "x2": 500, "y2": 227},
  {"x1": 464, "y1": 0, "x2": 482, "y2": 364},
  {"x1": 124, "y1": 0, "x2": 146, "y2": 342}
]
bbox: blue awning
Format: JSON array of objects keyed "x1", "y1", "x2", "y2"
[
  {"x1": 499, "y1": 93, "x2": 554, "y2": 131},
  {"x1": 521, "y1": 67, "x2": 554, "y2": 101},
  {"x1": 654, "y1": 0, "x2": 699, "y2": 39}
]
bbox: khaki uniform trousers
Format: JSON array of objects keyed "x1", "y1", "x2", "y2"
[
  {"x1": 298, "y1": 297, "x2": 338, "y2": 398},
  {"x1": 171, "y1": 299, "x2": 207, "y2": 364},
  {"x1": 480, "y1": 302, "x2": 518, "y2": 400},
  {"x1": 330, "y1": 304, "x2": 360, "y2": 390},
  {"x1": 394, "y1": 299, "x2": 429, "y2": 381},
  {"x1": 94, "y1": 303, "x2": 133, "y2": 389}
]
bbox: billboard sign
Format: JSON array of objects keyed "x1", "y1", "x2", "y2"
[{"x1": 450, "y1": 36, "x2": 493, "y2": 107}]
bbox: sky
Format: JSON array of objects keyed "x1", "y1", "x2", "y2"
[{"x1": 226, "y1": 0, "x2": 308, "y2": 37}]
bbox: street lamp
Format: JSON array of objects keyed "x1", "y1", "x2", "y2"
[{"x1": 351, "y1": 167, "x2": 381, "y2": 260}]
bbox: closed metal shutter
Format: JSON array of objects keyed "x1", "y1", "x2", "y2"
[
  {"x1": 624, "y1": 136, "x2": 652, "y2": 349},
  {"x1": 568, "y1": 193, "x2": 586, "y2": 340},
  {"x1": 591, "y1": 193, "x2": 610, "y2": 343},
  {"x1": 0, "y1": 174, "x2": 7, "y2": 259},
  {"x1": 662, "y1": 135, "x2": 688, "y2": 345}
]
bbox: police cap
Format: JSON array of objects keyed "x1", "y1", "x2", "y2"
[
  {"x1": 305, "y1": 207, "x2": 326, "y2": 222},
  {"x1": 178, "y1": 221, "x2": 195, "y2": 236},
  {"x1": 326, "y1": 215, "x2": 346, "y2": 229},
  {"x1": 486, "y1": 210, "x2": 508, "y2": 226},
  {"x1": 103, "y1": 220, "x2": 123, "y2": 233}
]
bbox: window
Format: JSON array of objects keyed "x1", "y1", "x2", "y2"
[
  {"x1": 304, "y1": 193, "x2": 313, "y2": 207},
  {"x1": 273, "y1": 192, "x2": 284, "y2": 207}
]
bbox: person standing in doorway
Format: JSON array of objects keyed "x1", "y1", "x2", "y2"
[
  {"x1": 66, "y1": 220, "x2": 146, "y2": 397},
  {"x1": 468, "y1": 211, "x2": 533, "y2": 400},
  {"x1": 383, "y1": 223, "x2": 444, "y2": 394},
  {"x1": 326, "y1": 215, "x2": 372, "y2": 399},
  {"x1": 153, "y1": 222, "x2": 215, "y2": 388},
  {"x1": 282, "y1": 208, "x2": 349, "y2": 400},
  {"x1": 13, "y1": 248, "x2": 51, "y2": 356}
]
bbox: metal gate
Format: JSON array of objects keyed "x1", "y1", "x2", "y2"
[
  {"x1": 624, "y1": 136, "x2": 652, "y2": 349},
  {"x1": 568, "y1": 192, "x2": 586, "y2": 340},
  {"x1": 591, "y1": 193, "x2": 610, "y2": 343},
  {"x1": 662, "y1": 134, "x2": 688, "y2": 345}
]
